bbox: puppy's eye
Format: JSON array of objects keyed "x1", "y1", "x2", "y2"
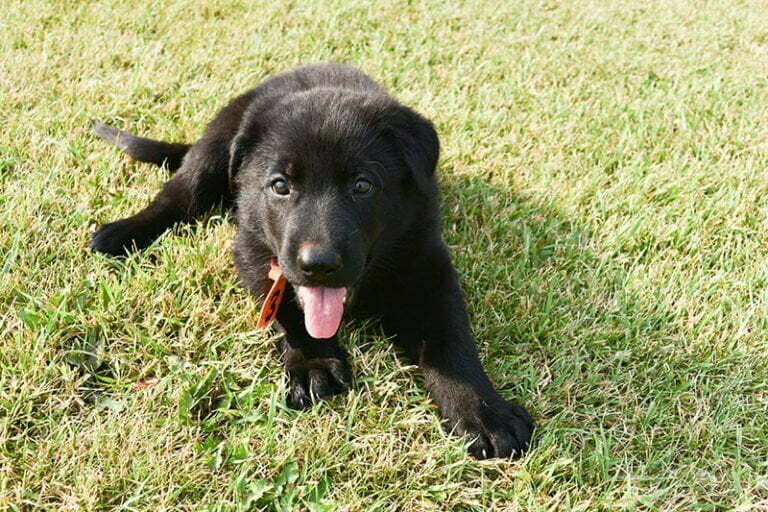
[
  {"x1": 271, "y1": 178, "x2": 290, "y2": 196},
  {"x1": 353, "y1": 177, "x2": 374, "y2": 195}
]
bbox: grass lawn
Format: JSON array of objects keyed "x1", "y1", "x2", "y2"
[{"x1": 2, "y1": 0, "x2": 768, "y2": 510}]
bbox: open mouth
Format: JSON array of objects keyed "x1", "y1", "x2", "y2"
[{"x1": 295, "y1": 286, "x2": 348, "y2": 339}]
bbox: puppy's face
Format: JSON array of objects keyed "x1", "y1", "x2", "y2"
[
  {"x1": 259, "y1": 143, "x2": 390, "y2": 291},
  {"x1": 233, "y1": 91, "x2": 438, "y2": 337}
]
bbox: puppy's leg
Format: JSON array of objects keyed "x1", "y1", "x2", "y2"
[
  {"x1": 91, "y1": 92, "x2": 255, "y2": 256},
  {"x1": 275, "y1": 292, "x2": 351, "y2": 409},
  {"x1": 91, "y1": 141, "x2": 231, "y2": 256},
  {"x1": 385, "y1": 250, "x2": 535, "y2": 459}
]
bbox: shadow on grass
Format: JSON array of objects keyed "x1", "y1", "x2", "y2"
[{"x1": 433, "y1": 167, "x2": 764, "y2": 499}]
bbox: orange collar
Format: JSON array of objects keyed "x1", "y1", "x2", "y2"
[{"x1": 257, "y1": 259, "x2": 287, "y2": 329}]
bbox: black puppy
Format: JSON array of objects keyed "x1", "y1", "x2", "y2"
[{"x1": 91, "y1": 63, "x2": 534, "y2": 459}]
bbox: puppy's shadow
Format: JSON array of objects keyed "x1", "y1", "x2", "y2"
[{"x1": 436, "y1": 169, "x2": 693, "y2": 431}]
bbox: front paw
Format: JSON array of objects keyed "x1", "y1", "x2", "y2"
[
  {"x1": 285, "y1": 356, "x2": 350, "y2": 409},
  {"x1": 91, "y1": 218, "x2": 151, "y2": 256},
  {"x1": 446, "y1": 394, "x2": 535, "y2": 459}
]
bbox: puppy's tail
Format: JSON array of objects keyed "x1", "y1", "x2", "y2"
[{"x1": 92, "y1": 122, "x2": 191, "y2": 173}]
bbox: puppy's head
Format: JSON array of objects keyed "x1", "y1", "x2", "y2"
[{"x1": 231, "y1": 89, "x2": 439, "y2": 338}]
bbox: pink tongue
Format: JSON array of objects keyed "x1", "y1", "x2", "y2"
[{"x1": 296, "y1": 286, "x2": 347, "y2": 339}]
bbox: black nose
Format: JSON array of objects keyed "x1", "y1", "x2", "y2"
[{"x1": 297, "y1": 245, "x2": 342, "y2": 278}]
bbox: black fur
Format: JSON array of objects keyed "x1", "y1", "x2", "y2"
[
  {"x1": 90, "y1": 63, "x2": 534, "y2": 459},
  {"x1": 93, "y1": 122, "x2": 191, "y2": 172}
]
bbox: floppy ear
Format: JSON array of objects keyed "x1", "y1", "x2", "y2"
[
  {"x1": 385, "y1": 105, "x2": 440, "y2": 195},
  {"x1": 228, "y1": 117, "x2": 262, "y2": 194},
  {"x1": 228, "y1": 133, "x2": 247, "y2": 194}
]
